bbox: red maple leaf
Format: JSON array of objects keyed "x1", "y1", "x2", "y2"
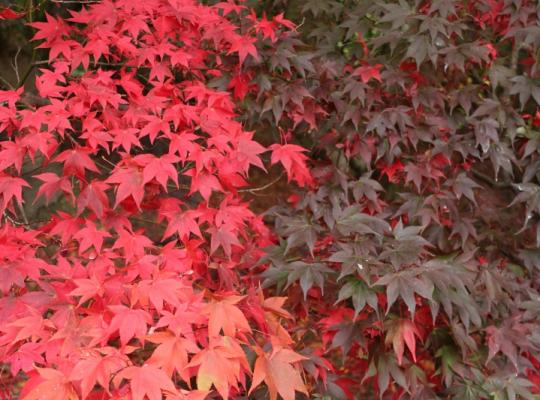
[
  {"x1": 0, "y1": 7, "x2": 23, "y2": 20},
  {"x1": 162, "y1": 208, "x2": 203, "y2": 241},
  {"x1": 76, "y1": 180, "x2": 110, "y2": 218},
  {"x1": 186, "y1": 170, "x2": 223, "y2": 202},
  {"x1": 111, "y1": 127, "x2": 141, "y2": 153},
  {"x1": 379, "y1": 159, "x2": 404, "y2": 183},
  {"x1": 236, "y1": 133, "x2": 267, "y2": 172},
  {"x1": 21, "y1": 368, "x2": 78, "y2": 400},
  {"x1": 69, "y1": 348, "x2": 127, "y2": 399},
  {"x1": 385, "y1": 319, "x2": 421, "y2": 365},
  {"x1": 269, "y1": 143, "x2": 313, "y2": 187},
  {"x1": 136, "y1": 154, "x2": 180, "y2": 190},
  {"x1": 208, "y1": 225, "x2": 242, "y2": 257},
  {"x1": 249, "y1": 347, "x2": 308, "y2": 400},
  {"x1": 70, "y1": 274, "x2": 104, "y2": 306},
  {"x1": 112, "y1": 229, "x2": 152, "y2": 261},
  {"x1": 147, "y1": 331, "x2": 199, "y2": 380},
  {"x1": 114, "y1": 364, "x2": 178, "y2": 400},
  {"x1": 34, "y1": 173, "x2": 74, "y2": 205},
  {"x1": 205, "y1": 296, "x2": 252, "y2": 337},
  {"x1": 0, "y1": 174, "x2": 30, "y2": 213},
  {"x1": 107, "y1": 305, "x2": 152, "y2": 347},
  {"x1": 228, "y1": 34, "x2": 258, "y2": 66},
  {"x1": 30, "y1": 13, "x2": 69, "y2": 44},
  {"x1": 0, "y1": 87, "x2": 23, "y2": 107},
  {"x1": 187, "y1": 336, "x2": 250, "y2": 399},
  {"x1": 135, "y1": 277, "x2": 184, "y2": 312},
  {"x1": 250, "y1": 11, "x2": 278, "y2": 42},
  {"x1": 0, "y1": 140, "x2": 27, "y2": 173},
  {"x1": 73, "y1": 220, "x2": 111, "y2": 254},
  {"x1": 55, "y1": 147, "x2": 100, "y2": 178},
  {"x1": 106, "y1": 163, "x2": 145, "y2": 209},
  {"x1": 353, "y1": 64, "x2": 382, "y2": 83}
]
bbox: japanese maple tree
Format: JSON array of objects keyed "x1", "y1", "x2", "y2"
[
  {"x1": 240, "y1": 0, "x2": 540, "y2": 398},
  {"x1": 0, "y1": 1, "x2": 309, "y2": 399},
  {"x1": 1, "y1": 0, "x2": 540, "y2": 399}
]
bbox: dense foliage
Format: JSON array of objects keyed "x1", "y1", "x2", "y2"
[
  {"x1": 0, "y1": 0, "x2": 539, "y2": 399},
  {"x1": 247, "y1": 0, "x2": 540, "y2": 398}
]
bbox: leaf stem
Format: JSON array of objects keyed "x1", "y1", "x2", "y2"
[
  {"x1": 238, "y1": 172, "x2": 284, "y2": 193},
  {"x1": 18, "y1": 0, "x2": 36, "y2": 88}
]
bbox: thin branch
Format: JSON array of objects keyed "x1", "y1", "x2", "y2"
[
  {"x1": 167, "y1": 183, "x2": 191, "y2": 191},
  {"x1": 295, "y1": 17, "x2": 306, "y2": 32},
  {"x1": 238, "y1": 172, "x2": 284, "y2": 193},
  {"x1": 3, "y1": 212, "x2": 26, "y2": 226},
  {"x1": 471, "y1": 167, "x2": 512, "y2": 189},
  {"x1": 16, "y1": 201, "x2": 29, "y2": 226},
  {"x1": 94, "y1": 160, "x2": 113, "y2": 172},
  {"x1": 65, "y1": 131, "x2": 80, "y2": 146},
  {"x1": 18, "y1": 0, "x2": 36, "y2": 88},
  {"x1": 10, "y1": 47, "x2": 22, "y2": 84},
  {"x1": 34, "y1": 59, "x2": 129, "y2": 69},
  {"x1": 101, "y1": 156, "x2": 117, "y2": 169},
  {"x1": 17, "y1": 60, "x2": 34, "y2": 88},
  {"x1": 0, "y1": 75, "x2": 14, "y2": 90}
]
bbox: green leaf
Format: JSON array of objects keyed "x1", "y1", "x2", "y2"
[{"x1": 335, "y1": 279, "x2": 378, "y2": 318}]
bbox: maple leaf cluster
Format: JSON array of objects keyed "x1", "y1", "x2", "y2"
[
  {"x1": 2, "y1": 0, "x2": 540, "y2": 399},
  {"x1": 0, "y1": 1, "x2": 311, "y2": 399},
  {"x1": 232, "y1": 0, "x2": 540, "y2": 398}
]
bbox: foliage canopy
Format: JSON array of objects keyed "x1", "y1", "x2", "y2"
[{"x1": 0, "y1": 0, "x2": 540, "y2": 399}]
